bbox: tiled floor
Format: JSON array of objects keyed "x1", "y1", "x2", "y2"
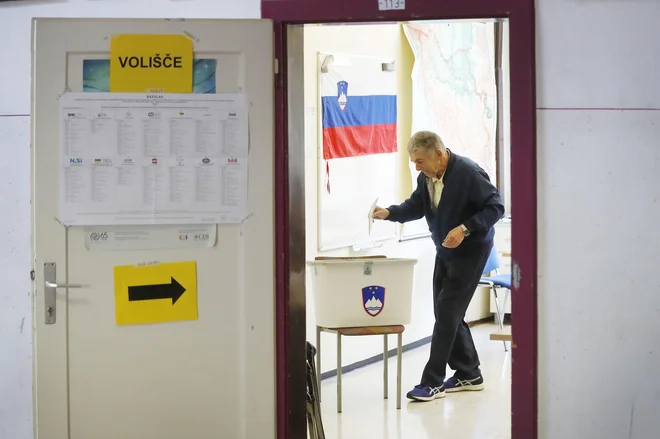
[{"x1": 316, "y1": 323, "x2": 511, "y2": 439}]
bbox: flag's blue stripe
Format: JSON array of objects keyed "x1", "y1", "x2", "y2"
[{"x1": 322, "y1": 95, "x2": 397, "y2": 129}]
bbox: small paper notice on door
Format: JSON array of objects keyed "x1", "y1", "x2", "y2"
[
  {"x1": 367, "y1": 197, "x2": 379, "y2": 235},
  {"x1": 84, "y1": 224, "x2": 217, "y2": 251}
]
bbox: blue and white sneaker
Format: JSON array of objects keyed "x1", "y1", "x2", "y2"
[
  {"x1": 444, "y1": 375, "x2": 485, "y2": 393},
  {"x1": 406, "y1": 384, "x2": 445, "y2": 401}
]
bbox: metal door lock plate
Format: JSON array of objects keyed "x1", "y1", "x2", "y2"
[{"x1": 44, "y1": 262, "x2": 56, "y2": 324}]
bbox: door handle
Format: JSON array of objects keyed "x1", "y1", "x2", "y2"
[
  {"x1": 45, "y1": 281, "x2": 83, "y2": 289},
  {"x1": 43, "y1": 262, "x2": 85, "y2": 325}
]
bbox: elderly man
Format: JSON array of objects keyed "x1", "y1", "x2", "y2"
[{"x1": 373, "y1": 131, "x2": 504, "y2": 402}]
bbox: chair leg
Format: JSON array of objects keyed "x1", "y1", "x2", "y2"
[
  {"x1": 397, "y1": 332, "x2": 402, "y2": 410},
  {"x1": 492, "y1": 287, "x2": 508, "y2": 352},
  {"x1": 316, "y1": 326, "x2": 322, "y2": 402},
  {"x1": 383, "y1": 334, "x2": 388, "y2": 400},
  {"x1": 492, "y1": 287, "x2": 502, "y2": 327},
  {"x1": 503, "y1": 289, "x2": 511, "y2": 350},
  {"x1": 337, "y1": 333, "x2": 342, "y2": 413}
]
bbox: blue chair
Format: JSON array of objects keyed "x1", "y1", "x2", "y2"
[{"x1": 479, "y1": 246, "x2": 512, "y2": 351}]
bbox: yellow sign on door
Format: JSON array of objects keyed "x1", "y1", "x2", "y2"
[
  {"x1": 109, "y1": 34, "x2": 193, "y2": 93},
  {"x1": 114, "y1": 261, "x2": 198, "y2": 326}
]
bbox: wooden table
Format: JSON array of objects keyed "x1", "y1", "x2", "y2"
[{"x1": 316, "y1": 324, "x2": 405, "y2": 413}]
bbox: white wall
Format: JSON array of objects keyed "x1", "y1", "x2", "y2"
[
  {"x1": 0, "y1": 1, "x2": 261, "y2": 438},
  {"x1": 303, "y1": 24, "x2": 492, "y2": 374},
  {"x1": 536, "y1": 1, "x2": 660, "y2": 438},
  {"x1": 0, "y1": 116, "x2": 32, "y2": 439}
]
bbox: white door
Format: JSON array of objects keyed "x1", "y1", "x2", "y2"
[{"x1": 31, "y1": 18, "x2": 275, "y2": 439}]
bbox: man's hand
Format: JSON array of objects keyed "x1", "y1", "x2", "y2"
[
  {"x1": 372, "y1": 206, "x2": 390, "y2": 220},
  {"x1": 442, "y1": 226, "x2": 465, "y2": 248}
]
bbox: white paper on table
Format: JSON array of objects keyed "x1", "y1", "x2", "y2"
[{"x1": 367, "y1": 197, "x2": 379, "y2": 235}]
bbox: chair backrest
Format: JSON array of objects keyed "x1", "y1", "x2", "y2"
[{"x1": 482, "y1": 245, "x2": 500, "y2": 275}]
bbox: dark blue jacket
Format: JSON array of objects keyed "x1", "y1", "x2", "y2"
[{"x1": 387, "y1": 151, "x2": 504, "y2": 258}]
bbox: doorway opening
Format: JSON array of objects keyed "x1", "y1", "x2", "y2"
[
  {"x1": 266, "y1": 2, "x2": 537, "y2": 438},
  {"x1": 299, "y1": 20, "x2": 513, "y2": 438}
]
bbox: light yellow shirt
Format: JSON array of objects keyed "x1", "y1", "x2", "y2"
[{"x1": 429, "y1": 174, "x2": 444, "y2": 209}]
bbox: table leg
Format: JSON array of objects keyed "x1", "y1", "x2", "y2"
[
  {"x1": 383, "y1": 334, "x2": 388, "y2": 399},
  {"x1": 316, "y1": 326, "x2": 321, "y2": 402},
  {"x1": 397, "y1": 332, "x2": 402, "y2": 409},
  {"x1": 337, "y1": 333, "x2": 342, "y2": 413}
]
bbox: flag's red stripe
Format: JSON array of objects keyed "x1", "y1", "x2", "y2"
[{"x1": 322, "y1": 124, "x2": 397, "y2": 160}]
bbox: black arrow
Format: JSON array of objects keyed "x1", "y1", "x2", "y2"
[{"x1": 128, "y1": 277, "x2": 186, "y2": 305}]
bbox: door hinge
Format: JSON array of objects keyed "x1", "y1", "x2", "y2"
[{"x1": 30, "y1": 270, "x2": 35, "y2": 281}]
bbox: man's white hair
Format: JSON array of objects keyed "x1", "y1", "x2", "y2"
[{"x1": 406, "y1": 131, "x2": 446, "y2": 156}]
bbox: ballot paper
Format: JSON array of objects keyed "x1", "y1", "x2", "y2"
[{"x1": 367, "y1": 197, "x2": 379, "y2": 235}]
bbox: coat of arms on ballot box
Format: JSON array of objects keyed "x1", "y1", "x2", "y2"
[{"x1": 362, "y1": 285, "x2": 385, "y2": 317}]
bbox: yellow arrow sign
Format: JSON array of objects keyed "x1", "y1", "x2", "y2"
[{"x1": 114, "y1": 261, "x2": 198, "y2": 326}]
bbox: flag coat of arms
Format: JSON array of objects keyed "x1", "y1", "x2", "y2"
[
  {"x1": 362, "y1": 285, "x2": 386, "y2": 317},
  {"x1": 320, "y1": 58, "x2": 398, "y2": 160}
]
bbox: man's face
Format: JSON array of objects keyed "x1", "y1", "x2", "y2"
[{"x1": 410, "y1": 149, "x2": 444, "y2": 178}]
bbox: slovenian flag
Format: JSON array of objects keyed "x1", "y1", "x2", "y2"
[{"x1": 321, "y1": 63, "x2": 398, "y2": 160}]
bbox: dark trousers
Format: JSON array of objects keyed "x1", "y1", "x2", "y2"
[{"x1": 420, "y1": 243, "x2": 493, "y2": 387}]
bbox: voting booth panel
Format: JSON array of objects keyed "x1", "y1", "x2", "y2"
[
  {"x1": 308, "y1": 258, "x2": 417, "y2": 328},
  {"x1": 31, "y1": 19, "x2": 274, "y2": 439}
]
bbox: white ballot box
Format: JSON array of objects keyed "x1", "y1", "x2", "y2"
[{"x1": 308, "y1": 257, "x2": 418, "y2": 328}]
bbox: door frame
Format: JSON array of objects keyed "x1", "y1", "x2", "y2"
[{"x1": 264, "y1": 1, "x2": 538, "y2": 438}]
